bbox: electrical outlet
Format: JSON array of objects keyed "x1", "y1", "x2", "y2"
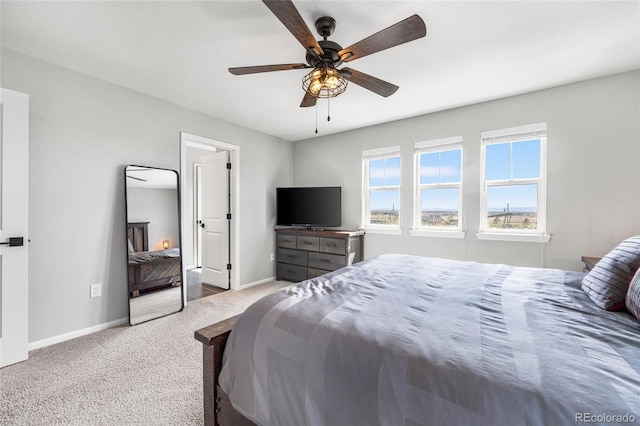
[
  {"x1": 270, "y1": 253, "x2": 275, "y2": 261},
  {"x1": 90, "y1": 283, "x2": 102, "y2": 298}
]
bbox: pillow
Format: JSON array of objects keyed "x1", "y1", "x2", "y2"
[
  {"x1": 626, "y1": 267, "x2": 640, "y2": 320},
  {"x1": 128, "y1": 239, "x2": 135, "y2": 253},
  {"x1": 581, "y1": 235, "x2": 640, "y2": 310}
]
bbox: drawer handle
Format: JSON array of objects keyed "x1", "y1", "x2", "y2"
[
  {"x1": 327, "y1": 243, "x2": 337, "y2": 247},
  {"x1": 286, "y1": 270, "x2": 295, "y2": 274},
  {"x1": 321, "y1": 259, "x2": 331, "y2": 263}
]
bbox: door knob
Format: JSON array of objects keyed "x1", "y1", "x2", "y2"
[{"x1": 200, "y1": 223, "x2": 205, "y2": 229}]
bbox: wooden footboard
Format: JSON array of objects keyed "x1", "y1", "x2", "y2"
[
  {"x1": 194, "y1": 315, "x2": 256, "y2": 426},
  {"x1": 129, "y1": 257, "x2": 182, "y2": 297}
]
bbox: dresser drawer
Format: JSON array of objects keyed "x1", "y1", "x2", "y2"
[
  {"x1": 277, "y1": 248, "x2": 307, "y2": 266},
  {"x1": 297, "y1": 236, "x2": 319, "y2": 251},
  {"x1": 277, "y1": 233, "x2": 297, "y2": 249},
  {"x1": 308, "y1": 268, "x2": 329, "y2": 279},
  {"x1": 320, "y1": 237, "x2": 346, "y2": 255},
  {"x1": 308, "y1": 252, "x2": 345, "y2": 272},
  {"x1": 277, "y1": 263, "x2": 307, "y2": 282}
]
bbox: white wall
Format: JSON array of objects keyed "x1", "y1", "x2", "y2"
[
  {"x1": 293, "y1": 71, "x2": 640, "y2": 271},
  {"x1": 1, "y1": 48, "x2": 293, "y2": 343}
]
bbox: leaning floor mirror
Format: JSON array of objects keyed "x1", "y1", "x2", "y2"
[{"x1": 124, "y1": 165, "x2": 184, "y2": 325}]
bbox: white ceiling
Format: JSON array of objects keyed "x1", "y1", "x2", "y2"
[{"x1": 2, "y1": 1, "x2": 639, "y2": 142}]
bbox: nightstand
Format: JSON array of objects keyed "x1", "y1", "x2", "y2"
[{"x1": 581, "y1": 256, "x2": 601, "y2": 272}]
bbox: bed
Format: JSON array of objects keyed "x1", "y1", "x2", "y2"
[
  {"x1": 127, "y1": 222, "x2": 182, "y2": 297},
  {"x1": 194, "y1": 254, "x2": 640, "y2": 425}
]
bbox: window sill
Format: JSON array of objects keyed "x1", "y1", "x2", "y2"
[
  {"x1": 410, "y1": 229, "x2": 466, "y2": 239},
  {"x1": 476, "y1": 232, "x2": 551, "y2": 243},
  {"x1": 361, "y1": 227, "x2": 402, "y2": 236}
]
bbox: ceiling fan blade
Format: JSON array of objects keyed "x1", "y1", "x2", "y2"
[
  {"x1": 300, "y1": 91, "x2": 317, "y2": 108},
  {"x1": 341, "y1": 67, "x2": 399, "y2": 97},
  {"x1": 229, "y1": 63, "x2": 309, "y2": 75},
  {"x1": 262, "y1": 0, "x2": 324, "y2": 56},
  {"x1": 338, "y1": 15, "x2": 426, "y2": 63}
]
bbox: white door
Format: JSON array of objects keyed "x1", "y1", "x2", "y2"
[
  {"x1": 0, "y1": 88, "x2": 29, "y2": 368},
  {"x1": 200, "y1": 151, "x2": 229, "y2": 288}
]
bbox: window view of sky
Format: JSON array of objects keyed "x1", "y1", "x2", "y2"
[
  {"x1": 419, "y1": 149, "x2": 461, "y2": 211},
  {"x1": 368, "y1": 139, "x2": 541, "y2": 225},
  {"x1": 369, "y1": 157, "x2": 401, "y2": 212},
  {"x1": 420, "y1": 149, "x2": 461, "y2": 185},
  {"x1": 369, "y1": 157, "x2": 400, "y2": 187},
  {"x1": 486, "y1": 139, "x2": 540, "y2": 213}
]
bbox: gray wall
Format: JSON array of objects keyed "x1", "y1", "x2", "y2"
[
  {"x1": 1, "y1": 48, "x2": 293, "y2": 343},
  {"x1": 293, "y1": 71, "x2": 640, "y2": 271},
  {"x1": 2, "y1": 44, "x2": 638, "y2": 344}
]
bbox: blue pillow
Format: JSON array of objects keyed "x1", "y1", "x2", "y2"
[
  {"x1": 626, "y1": 267, "x2": 640, "y2": 320},
  {"x1": 581, "y1": 236, "x2": 640, "y2": 311}
]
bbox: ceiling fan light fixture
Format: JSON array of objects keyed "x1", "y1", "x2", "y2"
[{"x1": 302, "y1": 66, "x2": 347, "y2": 98}]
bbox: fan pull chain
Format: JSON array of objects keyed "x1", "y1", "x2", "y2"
[
  {"x1": 315, "y1": 101, "x2": 318, "y2": 134},
  {"x1": 327, "y1": 97, "x2": 331, "y2": 122}
]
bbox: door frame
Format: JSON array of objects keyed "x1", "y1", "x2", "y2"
[
  {"x1": 193, "y1": 162, "x2": 202, "y2": 268},
  {"x1": 180, "y1": 132, "x2": 240, "y2": 297}
]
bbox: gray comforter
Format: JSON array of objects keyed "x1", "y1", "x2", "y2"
[
  {"x1": 219, "y1": 254, "x2": 640, "y2": 425},
  {"x1": 128, "y1": 247, "x2": 180, "y2": 264}
]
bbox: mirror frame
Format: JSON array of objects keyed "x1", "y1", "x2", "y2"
[{"x1": 124, "y1": 165, "x2": 184, "y2": 325}]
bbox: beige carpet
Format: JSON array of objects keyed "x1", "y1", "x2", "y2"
[{"x1": 0, "y1": 280, "x2": 291, "y2": 425}]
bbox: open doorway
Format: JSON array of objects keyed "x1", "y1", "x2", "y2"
[{"x1": 180, "y1": 132, "x2": 240, "y2": 303}]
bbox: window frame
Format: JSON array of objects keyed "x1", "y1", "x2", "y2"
[
  {"x1": 411, "y1": 136, "x2": 465, "y2": 238},
  {"x1": 362, "y1": 146, "x2": 402, "y2": 234},
  {"x1": 478, "y1": 123, "x2": 550, "y2": 242}
]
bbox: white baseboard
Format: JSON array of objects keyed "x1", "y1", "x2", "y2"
[
  {"x1": 237, "y1": 276, "x2": 277, "y2": 290},
  {"x1": 28, "y1": 276, "x2": 279, "y2": 350},
  {"x1": 28, "y1": 317, "x2": 129, "y2": 351}
]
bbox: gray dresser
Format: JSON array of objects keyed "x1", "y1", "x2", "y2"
[{"x1": 276, "y1": 229, "x2": 365, "y2": 282}]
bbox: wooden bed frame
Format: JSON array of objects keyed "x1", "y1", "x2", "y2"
[
  {"x1": 194, "y1": 316, "x2": 256, "y2": 426},
  {"x1": 127, "y1": 222, "x2": 149, "y2": 252},
  {"x1": 128, "y1": 256, "x2": 182, "y2": 297}
]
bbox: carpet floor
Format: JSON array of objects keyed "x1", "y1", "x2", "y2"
[{"x1": 0, "y1": 280, "x2": 291, "y2": 425}]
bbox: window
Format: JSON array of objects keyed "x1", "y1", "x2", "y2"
[
  {"x1": 363, "y1": 146, "x2": 401, "y2": 232},
  {"x1": 479, "y1": 123, "x2": 549, "y2": 242},
  {"x1": 412, "y1": 137, "x2": 464, "y2": 237}
]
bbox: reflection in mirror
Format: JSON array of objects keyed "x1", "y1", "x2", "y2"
[{"x1": 125, "y1": 165, "x2": 184, "y2": 325}]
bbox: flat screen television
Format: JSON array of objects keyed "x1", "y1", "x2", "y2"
[{"x1": 276, "y1": 186, "x2": 341, "y2": 228}]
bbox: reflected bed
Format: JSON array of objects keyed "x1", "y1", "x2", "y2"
[
  {"x1": 127, "y1": 221, "x2": 181, "y2": 298},
  {"x1": 128, "y1": 248, "x2": 181, "y2": 297}
]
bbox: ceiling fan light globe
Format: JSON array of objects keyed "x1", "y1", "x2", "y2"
[{"x1": 302, "y1": 67, "x2": 348, "y2": 98}]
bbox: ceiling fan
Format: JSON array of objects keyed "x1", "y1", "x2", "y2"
[{"x1": 229, "y1": 0, "x2": 427, "y2": 108}]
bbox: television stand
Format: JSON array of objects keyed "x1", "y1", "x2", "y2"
[{"x1": 275, "y1": 229, "x2": 365, "y2": 282}]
